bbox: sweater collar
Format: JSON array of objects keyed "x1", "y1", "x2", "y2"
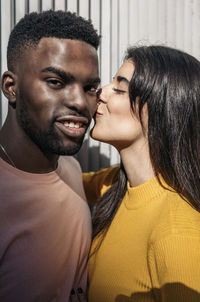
[{"x1": 124, "y1": 175, "x2": 169, "y2": 209}]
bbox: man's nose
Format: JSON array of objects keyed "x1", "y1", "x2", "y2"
[{"x1": 64, "y1": 84, "x2": 87, "y2": 113}]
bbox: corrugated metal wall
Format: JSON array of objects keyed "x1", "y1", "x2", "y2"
[{"x1": 0, "y1": 0, "x2": 200, "y2": 171}]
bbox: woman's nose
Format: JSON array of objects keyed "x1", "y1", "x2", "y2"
[
  {"x1": 96, "y1": 88, "x2": 102, "y2": 106},
  {"x1": 96, "y1": 88, "x2": 102, "y2": 99},
  {"x1": 98, "y1": 85, "x2": 110, "y2": 103}
]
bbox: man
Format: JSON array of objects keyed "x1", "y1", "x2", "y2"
[{"x1": 0, "y1": 10, "x2": 100, "y2": 302}]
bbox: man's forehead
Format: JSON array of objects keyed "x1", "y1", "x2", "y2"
[
  {"x1": 36, "y1": 37, "x2": 97, "y2": 57},
  {"x1": 21, "y1": 37, "x2": 99, "y2": 71},
  {"x1": 16, "y1": 37, "x2": 99, "y2": 80}
]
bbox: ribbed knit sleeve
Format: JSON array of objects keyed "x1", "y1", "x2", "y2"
[
  {"x1": 148, "y1": 235, "x2": 200, "y2": 302},
  {"x1": 82, "y1": 166, "x2": 119, "y2": 204}
]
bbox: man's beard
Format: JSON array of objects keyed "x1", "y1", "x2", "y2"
[{"x1": 16, "y1": 100, "x2": 85, "y2": 156}]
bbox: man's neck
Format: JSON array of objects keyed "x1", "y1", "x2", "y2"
[{"x1": 0, "y1": 126, "x2": 59, "y2": 174}]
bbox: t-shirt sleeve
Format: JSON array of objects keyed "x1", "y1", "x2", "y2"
[
  {"x1": 82, "y1": 166, "x2": 119, "y2": 204},
  {"x1": 148, "y1": 234, "x2": 200, "y2": 302}
]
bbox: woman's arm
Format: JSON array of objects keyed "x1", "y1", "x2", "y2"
[
  {"x1": 82, "y1": 166, "x2": 119, "y2": 204},
  {"x1": 148, "y1": 234, "x2": 200, "y2": 302}
]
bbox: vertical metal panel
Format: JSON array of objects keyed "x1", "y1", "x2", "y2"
[
  {"x1": 110, "y1": 0, "x2": 119, "y2": 75},
  {"x1": 166, "y1": 0, "x2": 176, "y2": 47},
  {"x1": 98, "y1": 0, "x2": 111, "y2": 168},
  {"x1": 138, "y1": 0, "x2": 149, "y2": 41},
  {"x1": 119, "y1": 0, "x2": 129, "y2": 62},
  {"x1": 157, "y1": 0, "x2": 167, "y2": 42},
  {"x1": 128, "y1": 0, "x2": 140, "y2": 45},
  {"x1": 176, "y1": 0, "x2": 184, "y2": 50},
  {"x1": 15, "y1": 0, "x2": 26, "y2": 23},
  {"x1": 184, "y1": 0, "x2": 193, "y2": 53},
  {"x1": 67, "y1": 0, "x2": 77, "y2": 13},
  {"x1": 79, "y1": 0, "x2": 89, "y2": 18},
  {"x1": 109, "y1": 0, "x2": 120, "y2": 167},
  {"x1": 87, "y1": 0, "x2": 101, "y2": 171},
  {"x1": 29, "y1": 0, "x2": 39, "y2": 12},
  {"x1": 1, "y1": 0, "x2": 11, "y2": 124},
  {"x1": 101, "y1": 0, "x2": 111, "y2": 86},
  {"x1": 1, "y1": 0, "x2": 200, "y2": 171},
  {"x1": 10, "y1": 0, "x2": 16, "y2": 29},
  {"x1": 90, "y1": 0, "x2": 100, "y2": 66},
  {"x1": 54, "y1": 0, "x2": 65, "y2": 10},
  {"x1": 41, "y1": 0, "x2": 53, "y2": 10},
  {"x1": 90, "y1": 0, "x2": 100, "y2": 30},
  {"x1": 76, "y1": 0, "x2": 90, "y2": 171},
  {"x1": 148, "y1": 0, "x2": 159, "y2": 42},
  {"x1": 192, "y1": 0, "x2": 200, "y2": 58}
]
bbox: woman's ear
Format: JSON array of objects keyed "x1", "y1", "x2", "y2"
[{"x1": 1, "y1": 71, "x2": 18, "y2": 108}]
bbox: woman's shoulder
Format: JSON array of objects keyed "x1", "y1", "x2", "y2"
[{"x1": 151, "y1": 189, "x2": 200, "y2": 244}]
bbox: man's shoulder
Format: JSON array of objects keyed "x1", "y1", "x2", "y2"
[
  {"x1": 58, "y1": 155, "x2": 81, "y2": 173},
  {"x1": 58, "y1": 156, "x2": 86, "y2": 200}
]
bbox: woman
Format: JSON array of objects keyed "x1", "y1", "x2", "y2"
[{"x1": 83, "y1": 45, "x2": 200, "y2": 302}]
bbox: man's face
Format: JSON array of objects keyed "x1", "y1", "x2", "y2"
[{"x1": 15, "y1": 38, "x2": 100, "y2": 155}]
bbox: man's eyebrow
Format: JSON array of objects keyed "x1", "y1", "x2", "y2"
[
  {"x1": 116, "y1": 75, "x2": 129, "y2": 85},
  {"x1": 86, "y1": 77, "x2": 101, "y2": 85},
  {"x1": 41, "y1": 66, "x2": 75, "y2": 82},
  {"x1": 41, "y1": 67, "x2": 100, "y2": 85}
]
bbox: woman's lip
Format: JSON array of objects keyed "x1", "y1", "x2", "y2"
[
  {"x1": 55, "y1": 121, "x2": 86, "y2": 138},
  {"x1": 95, "y1": 111, "x2": 103, "y2": 116}
]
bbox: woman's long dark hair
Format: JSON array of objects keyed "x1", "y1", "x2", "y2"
[{"x1": 92, "y1": 45, "x2": 200, "y2": 242}]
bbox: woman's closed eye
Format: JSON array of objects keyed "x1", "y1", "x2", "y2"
[{"x1": 112, "y1": 87, "x2": 127, "y2": 94}]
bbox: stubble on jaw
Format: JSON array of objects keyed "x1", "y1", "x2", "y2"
[{"x1": 16, "y1": 95, "x2": 85, "y2": 156}]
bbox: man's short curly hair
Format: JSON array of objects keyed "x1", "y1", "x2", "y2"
[{"x1": 7, "y1": 10, "x2": 100, "y2": 72}]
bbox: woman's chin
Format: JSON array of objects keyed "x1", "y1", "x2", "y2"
[
  {"x1": 90, "y1": 127, "x2": 105, "y2": 143},
  {"x1": 90, "y1": 127, "x2": 98, "y2": 139}
]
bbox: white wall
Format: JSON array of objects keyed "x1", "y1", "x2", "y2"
[{"x1": 0, "y1": 0, "x2": 200, "y2": 171}]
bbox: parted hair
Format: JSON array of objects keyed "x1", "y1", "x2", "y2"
[
  {"x1": 7, "y1": 10, "x2": 100, "y2": 72},
  {"x1": 92, "y1": 45, "x2": 200, "y2": 241}
]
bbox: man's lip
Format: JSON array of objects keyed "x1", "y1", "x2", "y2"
[
  {"x1": 56, "y1": 115, "x2": 89, "y2": 125},
  {"x1": 54, "y1": 121, "x2": 87, "y2": 138}
]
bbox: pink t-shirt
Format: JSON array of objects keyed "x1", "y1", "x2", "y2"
[{"x1": 0, "y1": 157, "x2": 91, "y2": 302}]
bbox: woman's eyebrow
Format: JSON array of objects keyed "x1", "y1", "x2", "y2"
[{"x1": 116, "y1": 75, "x2": 129, "y2": 85}]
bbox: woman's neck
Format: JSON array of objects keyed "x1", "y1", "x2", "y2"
[{"x1": 119, "y1": 140, "x2": 155, "y2": 187}]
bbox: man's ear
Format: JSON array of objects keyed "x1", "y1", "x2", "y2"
[{"x1": 1, "y1": 71, "x2": 18, "y2": 108}]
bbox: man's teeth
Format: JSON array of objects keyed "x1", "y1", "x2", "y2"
[{"x1": 63, "y1": 121, "x2": 82, "y2": 128}]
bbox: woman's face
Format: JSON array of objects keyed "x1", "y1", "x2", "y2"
[{"x1": 91, "y1": 60, "x2": 146, "y2": 151}]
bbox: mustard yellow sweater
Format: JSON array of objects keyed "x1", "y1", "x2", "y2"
[{"x1": 83, "y1": 167, "x2": 200, "y2": 302}]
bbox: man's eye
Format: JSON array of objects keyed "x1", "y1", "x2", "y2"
[
  {"x1": 47, "y1": 79, "x2": 63, "y2": 87},
  {"x1": 84, "y1": 85, "x2": 98, "y2": 94}
]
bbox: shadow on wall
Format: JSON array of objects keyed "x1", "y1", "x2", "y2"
[
  {"x1": 75, "y1": 139, "x2": 110, "y2": 172},
  {"x1": 115, "y1": 283, "x2": 200, "y2": 302}
]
